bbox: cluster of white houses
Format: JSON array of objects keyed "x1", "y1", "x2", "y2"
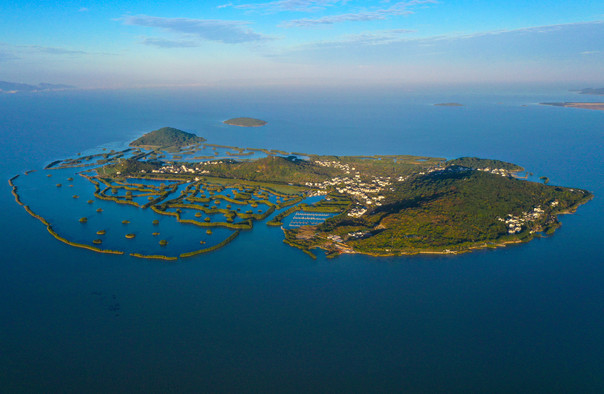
[
  {"x1": 314, "y1": 159, "x2": 355, "y2": 173},
  {"x1": 142, "y1": 158, "x2": 518, "y2": 221},
  {"x1": 476, "y1": 167, "x2": 514, "y2": 177},
  {"x1": 498, "y1": 206, "x2": 546, "y2": 234},
  {"x1": 419, "y1": 165, "x2": 513, "y2": 177},
  {"x1": 348, "y1": 206, "x2": 368, "y2": 218},
  {"x1": 148, "y1": 162, "x2": 227, "y2": 175},
  {"x1": 307, "y1": 160, "x2": 393, "y2": 209}
]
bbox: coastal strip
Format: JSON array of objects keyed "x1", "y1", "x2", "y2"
[
  {"x1": 540, "y1": 102, "x2": 604, "y2": 111},
  {"x1": 179, "y1": 230, "x2": 240, "y2": 258},
  {"x1": 130, "y1": 253, "x2": 178, "y2": 261},
  {"x1": 9, "y1": 174, "x2": 125, "y2": 256},
  {"x1": 47, "y1": 226, "x2": 124, "y2": 255},
  {"x1": 44, "y1": 160, "x2": 62, "y2": 169}
]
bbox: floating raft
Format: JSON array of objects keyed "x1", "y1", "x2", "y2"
[{"x1": 286, "y1": 212, "x2": 334, "y2": 228}]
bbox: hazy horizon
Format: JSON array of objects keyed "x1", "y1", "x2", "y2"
[{"x1": 1, "y1": 1, "x2": 603, "y2": 88}]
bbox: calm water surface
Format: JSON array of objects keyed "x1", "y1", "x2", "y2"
[{"x1": 0, "y1": 86, "x2": 602, "y2": 392}]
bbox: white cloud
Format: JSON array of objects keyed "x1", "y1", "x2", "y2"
[
  {"x1": 429, "y1": 20, "x2": 604, "y2": 42},
  {"x1": 25, "y1": 45, "x2": 88, "y2": 55},
  {"x1": 277, "y1": 20, "x2": 604, "y2": 66},
  {"x1": 0, "y1": 51, "x2": 18, "y2": 62},
  {"x1": 228, "y1": 0, "x2": 347, "y2": 12},
  {"x1": 318, "y1": 29, "x2": 416, "y2": 46},
  {"x1": 282, "y1": 0, "x2": 437, "y2": 27},
  {"x1": 122, "y1": 15, "x2": 271, "y2": 44},
  {"x1": 141, "y1": 37, "x2": 201, "y2": 48}
]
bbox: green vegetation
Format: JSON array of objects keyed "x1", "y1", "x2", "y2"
[
  {"x1": 223, "y1": 117, "x2": 267, "y2": 127},
  {"x1": 130, "y1": 253, "x2": 177, "y2": 261},
  {"x1": 130, "y1": 127, "x2": 206, "y2": 149},
  {"x1": 447, "y1": 157, "x2": 524, "y2": 172},
  {"x1": 45, "y1": 160, "x2": 62, "y2": 169},
  {"x1": 284, "y1": 168, "x2": 592, "y2": 256},
  {"x1": 8, "y1": 183, "x2": 125, "y2": 256},
  {"x1": 201, "y1": 156, "x2": 333, "y2": 184},
  {"x1": 99, "y1": 158, "x2": 162, "y2": 177},
  {"x1": 180, "y1": 231, "x2": 240, "y2": 258},
  {"x1": 9, "y1": 128, "x2": 593, "y2": 260}
]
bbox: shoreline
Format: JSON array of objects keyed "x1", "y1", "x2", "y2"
[
  {"x1": 302, "y1": 194, "x2": 594, "y2": 259},
  {"x1": 222, "y1": 122, "x2": 267, "y2": 128},
  {"x1": 223, "y1": 117, "x2": 267, "y2": 127},
  {"x1": 540, "y1": 102, "x2": 604, "y2": 111}
]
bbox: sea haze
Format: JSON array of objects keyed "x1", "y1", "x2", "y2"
[{"x1": 0, "y1": 86, "x2": 602, "y2": 392}]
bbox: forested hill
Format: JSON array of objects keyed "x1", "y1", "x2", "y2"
[
  {"x1": 130, "y1": 127, "x2": 206, "y2": 148},
  {"x1": 447, "y1": 157, "x2": 524, "y2": 172}
]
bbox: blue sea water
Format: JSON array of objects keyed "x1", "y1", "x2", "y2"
[{"x1": 0, "y1": 86, "x2": 603, "y2": 392}]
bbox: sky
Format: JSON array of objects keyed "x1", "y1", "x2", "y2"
[{"x1": 0, "y1": 0, "x2": 603, "y2": 88}]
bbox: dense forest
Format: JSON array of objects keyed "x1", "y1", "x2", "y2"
[{"x1": 130, "y1": 127, "x2": 206, "y2": 148}]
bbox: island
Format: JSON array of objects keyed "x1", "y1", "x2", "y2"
[
  {"x1": 434, "y1": 103, "x2": 463, "y2": 107},
  {"x1": 576, "y1": 88, "x2": 604, "y2": 96},
  {"x1": 9, "y1": 126, "x2": 592, "y2": 260},
  {"x1": 130, "y1": 127, "x2": 206, "y2": 149},
  {"x1": 0, "y1": 80, "x2": 74, "y2": 94},
  {"x1": 540, "y1": 102, "x2": 604, "y2": 111},
  {"x1": 223, "y1": 117, "x2": 267, "y2": 127}
]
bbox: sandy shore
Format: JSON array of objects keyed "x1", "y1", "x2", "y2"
[{"x1": 541, "y1": 102, "x2": 604, "y2": 111}]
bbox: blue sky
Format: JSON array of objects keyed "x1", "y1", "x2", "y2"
[{"x1": 0, "y1": 0, "x2": 602, "y2": 87}]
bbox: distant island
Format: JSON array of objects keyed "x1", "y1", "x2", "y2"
[
  {"x1": 0, "y1": 80, "x2": 74, "y2": 94},
  {"x1": 540, "y1": 102, "x2": 604, "y2": 111},
  {"x1": 576, "y1": 88, "x2": 604, "y2": 96},
  {"x1": 434, "y1": 103, "x2": 463, "y2": 107},
  {"x1": 130, "y1": 127, "x2": 206, "y2": 149},
  {"x1": 9, "y1": 126, "x2": 592, "y2": 260},
  {"x1": 223, "y1": 117, "x2": 267, "y2": 127}
]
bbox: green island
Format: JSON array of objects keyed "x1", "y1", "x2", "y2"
[
  {"x1": 130, "y1": 127, "x2": 206, "y2": 149},
  {"x1": 9, "y1": 126, "x2": 593, "y2": 260},
  {"x1": 434, "y1": 103, "x2": 463, "y2": 107},
  {"x1": 223, "y1": 117, "x2": 267, "y2": 127}
]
